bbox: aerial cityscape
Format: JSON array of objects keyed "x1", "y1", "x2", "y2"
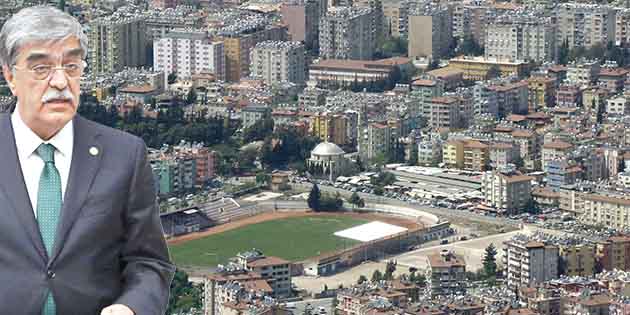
[{"x1": 5, "y1": 0, "x2": 630, "y2": 314}]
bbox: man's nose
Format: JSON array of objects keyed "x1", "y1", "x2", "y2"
[{"x1": 48, "y1": 68, "x2": 69, "y2": 90}]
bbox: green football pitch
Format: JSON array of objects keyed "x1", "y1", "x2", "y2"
[{"x1": 169, "y1": 215, "x2": 369, "y2": 268}]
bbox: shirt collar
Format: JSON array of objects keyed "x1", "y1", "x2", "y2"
[{"x1": 11, "y1": 103, "x2": 74, "y2": 159}]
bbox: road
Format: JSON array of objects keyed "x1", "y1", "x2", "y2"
[{"x1": 285, "y1": 183, "x2": 520, "y2": 228}]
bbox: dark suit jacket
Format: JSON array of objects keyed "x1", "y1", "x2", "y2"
[{"x1": 0, "y1": 113, "x2": 176, "y2": 314}]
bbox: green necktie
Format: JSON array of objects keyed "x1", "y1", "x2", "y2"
[{"x1": 36, "y1": 143, "x2": 61, "y2": 315}]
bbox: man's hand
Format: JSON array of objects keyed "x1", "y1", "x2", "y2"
[{"x1": 100, "y1": 304, "x2": 135, "y2": 315}]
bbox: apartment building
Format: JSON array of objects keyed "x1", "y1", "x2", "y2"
[
  {"x1": 153, "y1": 29, "x2": 225, "y2": 81},
  {"x1": 566, "y1": 60, "x2": 600, "y2": 86},
  {"x1": 235, "y1": 250, "x2": 292, "y2": 298},
  {"x1": 417, "y1": 136, "x2": 443, "y2": 166},
  {"x1": 408, "y1": 5, "x2": 452, "y2": 60},
  {"x1": 88, "y1": 15, "x2": 147, "y2": 75},
  {"x1": 358, "y1": 122, "x2": 391, "y2": 162},
  {"x1": 596, "y1": 236, "x2": 630, "y2": 272},
  {"x1": 485, "y1": 19, "x2": 555, "y2": 63},
  {"x1": 503, "y1": 237, "x2": 559, "y2": 291},
  {"x1": 464, "y1": 140, "x2": 489, "y2": 172},
  {"x1": 319, "y1": 7, "x2": 375, "y2": 60},
  {"x1": 383, "y1": 0, "x2": 409, "y2": 38},
  {"x1": 546, "y1": 159, "x2": 581, "y2": 191},
  {"x1": 353, "y1": 0, "x2": 385, "y2": 45},
  {"x1": 151, "y1": 155, "x2": 196, "y2": 196},
  {"x1": 607, "y1": 94, "x2": 630, "y2": 116},
  {"x1": 281, "y1": 0, "x2": 323, "y2": 51},
  {"x1": 250, "y1": 41, "x2": 306, "y2": 85},
  {"x1": 452, "y1": 3, "x2": 492, "y2": 47},
  {"x1": 559, "y1": 244, "x2": 596, "y2": 277},
  {"x1": 311, "y1": 112, "x2": 348, "y2": 146},
  {"x1": 217, "y1": 25, "x2": 288, "y2": 82},
  {"x1": 556, "y1": 3, "x2": 616, "y2": 50},
  {"x1": 616, "y1": 8, "x2": 630, "y2": 47},
  {"x1": 205, "y1": 269, "x2": 273, "y2": 315},
  {"x1": 423, "y1": 96, "x2": 472, "y2": 130},
  {"x1": 427, "y1": 251, "x2": 466, "y2": 297},
  {"x1": 489, "y1": 142, "x2": 520, "y2": 170},
  {"x1": 511, "y1": 129, "x2": 540, "y2": 170},
  {"x1": 582, "y1": 193, "x2": 630, "y2": 230},
  {"x1": 241, "y1": 105, "x2": 272, "y2": 128},
  {"x1": 488, "y1": 80, "x2": 529, "y2": 118},
  {"x1": 443, "y1": 140, "x2": 464, "y2": 169},
  {"x1": 481, "y1": 167, "x2": 533, "y2": 214},
  {"x1": 542, "y1": 140, "x2": 574, "y2": 172},
  {"x1": 528, "y1": 76, "x2": 557, "y2": 111}
]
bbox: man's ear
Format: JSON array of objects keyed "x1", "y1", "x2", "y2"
[{"x1": 2, "y1": 65, "x2": 16, "y2": 95}]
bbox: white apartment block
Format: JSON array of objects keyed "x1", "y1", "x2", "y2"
[
  {"x1": 503, "y1": 237, "x2": 559, "y2": 292},
  {"x1": 485, "y1": 20, "x2": 555, "y2": 63},
  {"x1": 250, "y1": 41, "x2": 306, "y2": 85},
  {"x1": 154, "y1": 29, "x2": 225, "y2": 81},
  {"x1": 556, "y1": 3, "x2": 616, "y2": 50},
  {"x1": 481, "y1": 168, "x2": 533, "y2": 214},
  {"x1": 319, "y1": 6, "x2": 375, "y2": 60},
  {"x1": 606, "y1": 94, "x2": 630, "y2": 116}
]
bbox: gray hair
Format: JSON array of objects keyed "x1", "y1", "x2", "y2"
[{"x1": 0, "y1": 5, "x2": 88, "y2": 68}]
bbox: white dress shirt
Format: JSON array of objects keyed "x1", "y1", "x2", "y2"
[{"x1": 11, "y1": 105, "x2": 73, "y2": 218}]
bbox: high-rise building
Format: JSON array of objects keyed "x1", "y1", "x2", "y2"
[
  {"x1": 382, "y1": 0, "x2": 409, "y2": 38},
  {"x1": 503, "y1": 236, "x2": 559, "y2": 291},
  {"x1": 358, "y1": 122, "x2": 391, "y2": 162},
  {"x1": 217, "y1": 25, "x2": 288, "y2": 82},
  {"x1": 250, "y1": 41, "x2": 306, "y2": 85},
  {"x1": 88, "y1": 15, "x2": 147, "y2": 75},
  {"x1": 485, "y1": 19, "x2": 555, "y2": 62},
  {"x1": 281, "y1": 0, "x2": 324, "y2": 51},
  {"x1": 153, "y1": 29, "x2": 225, "y2": 81},
  {"x1": 556, "y1": 3, "x2": 616, "y2": 51},
  {"x1": 319, "y1": 7, "x2": 375, "y2": 60},
  {"x1": 354, "y1": 0, "x2": 385, "y2": 45},
  {"x1": 311, "y1": 112, "x2": 348, "y2": 146},
  {"x1": 408, "y1": 4, "x2": 452, "y2": 61}
]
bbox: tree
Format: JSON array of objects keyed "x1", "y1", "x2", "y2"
[
  {"x1": 486, "y1": 65, "x2": 501, "y2": 79},
  {"x1": 371, "y1": 269, "x2": 383, "y2": 283},
  {"x1": 167, "y1": 72, "x2": 177, "y2": 84},
  {"x1": 348, "y1": 192, "x2": 361, "y2": 208},
  {"x1": 482, "y1": 243, "x2": 498, "y2": 283},
  {"x1": 357, "y1": 275, "x2": 368, "y2": 284},
  {"x1": 186, "y1": 88, "x2": 197, "y2": 105},
  {"x1": 558, "y1": 38, "x2": 570, "y2": 65},
  {"x1": 384, "y1": 260, "x2": 397, "y2": 280},
  {"x1": 57, "y1": 0, "x2": 66, "y2": 11},
  {"x1": 307, "y1": 184, "x2": 321, "y2": 211}
]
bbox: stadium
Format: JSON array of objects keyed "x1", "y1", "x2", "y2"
[{"x1": 163, "y1": 195, "x2": 452, "y2": 274}]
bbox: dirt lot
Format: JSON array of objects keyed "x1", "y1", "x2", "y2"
[{"x1": 167, "y1": 210, "x2": 422, "y2": 246}]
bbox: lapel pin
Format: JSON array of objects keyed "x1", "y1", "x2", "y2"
[{"x1": 89, "y1": 147, "x2": 99, "y2": 156}]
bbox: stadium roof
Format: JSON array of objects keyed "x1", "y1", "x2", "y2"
[{"x1": 334, "y1": 221, "x2": 408, "y2": 242}]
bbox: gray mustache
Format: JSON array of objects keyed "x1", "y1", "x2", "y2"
[{"x1": 42, "y1": 89, "x2": 74, "y2": 103}]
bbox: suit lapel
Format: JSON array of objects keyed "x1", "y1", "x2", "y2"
[
  {"x1": 49, "y1": 115, "x2": 102, "y2": 267},
  {"x1": 0, "y1": 114, "x2": 48, "y2": 261}
]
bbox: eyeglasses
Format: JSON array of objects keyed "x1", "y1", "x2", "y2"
[{"x1": 13, "y1": 60, "x2": 87, "y2": 80}]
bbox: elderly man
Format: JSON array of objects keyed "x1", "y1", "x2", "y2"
[{"x1": 0, "y1": 5, "x2": 175, "y2": 315}]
